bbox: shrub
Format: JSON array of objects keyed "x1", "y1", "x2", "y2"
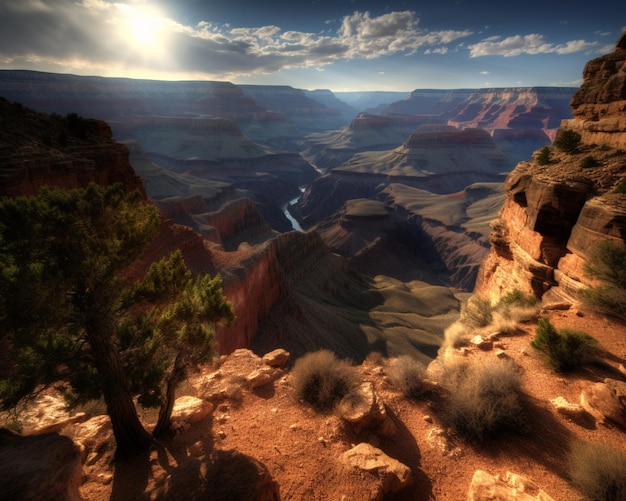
[
  {"x1": 568, "y1": 440, "x2": 626, "y2": 501},
  {"x1": 580, "y1": 240, "x2": 626, "y2": 317},
  {"x1": 615, "y1": 177, "x2": 626, "y2": 194},
  {"x1": 553, "y1": 129, "x2": 582, "y2": 153},
  {"x1": 441, "y1": 321, "x2": 472, "y2": 350},
  {"x1": 531, "y1": 318, "x2": 597, "y2": 371},
  {"x1": 291, "y1": 350, "x2": 358, "y2": 412},
  {"x1": 536, "y1": 146, "x2": 552, "y2": 165},
  {"x1": 580, "y1": 155, "x2": 599, "y2": 168},
  {"x1": 497, "y1": 289, "x2": 538, "y2": 309},
  {"x1": 584, "y1": 240, "x2": 626, "y2": 289},
  {"x1": 459, "y1": 294, "x2": 493, "y2": 329},
  {"x1": 442, "y1": 357, "x2": 524, "y2": 441},
  {"x1": 389, "y1": 355, "x2": 429, "y2": 399}
]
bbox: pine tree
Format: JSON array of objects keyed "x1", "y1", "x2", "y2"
[{"x1": 0, "y1": 183, "x2": 234, "y2": 455}]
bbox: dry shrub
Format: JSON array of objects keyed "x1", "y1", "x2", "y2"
[
  {"x1": 459, "y1": 294, "x2": 493, "y2": 329},
  {"x1": 442, "y1": 321, "x2": 472, "y2": 350},
  {"x1": 389, "y1": 355, "x2": 429, "y2": 399},
  {"x1": 290, "y1": 350, "x2": 358, "y2": 412},
  {"x1": 442, "y1": 357, "x2": 524, "y2": 441},
  {"x1": 568, "y1": 440, "x2": 626, "y2": 501}
]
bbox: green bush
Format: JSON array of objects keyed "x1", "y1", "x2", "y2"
[
  {"x1": 615, "y1": 178, "x2": 626, "y2": 194},
  {"x1": 291, "y1": 350, "x2": 358, "y2": 412},
  {"x1": 580, "y1": 155, "x2": 599, "y2": 168},
  {"x1": 389, "y1": 355, "x2": 429, "y2": 399},
  {"x1": 497, "y1": 289, "x2": 538, "y2": 308},
  {"x1": 459, "y1": 294, "x2": 493, "y2": 329},
  {"x1": 531, "y1": 318, "x2": 597, "y2": 371},
  {"x1": 553, "y1": 129, "x2": 582, "y2": 153},
  {"x1": 442, "y1": 357, "x2": 525, "y2": 441},
  {"x1": 568, "y1": 440, "x2": 626, "y2": 501},
  {"x1": 536, "y1": 146, "x2": 552, "y2": 165},
  {"x1": 580, "y1": 240, "x2": 626, "y2": 317},
  {"x1": 584, "y1": 240, "x2": 626, "y2": 289}
]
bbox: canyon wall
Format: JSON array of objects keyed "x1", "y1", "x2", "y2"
[
  {"x1": 0, "y1": 99, "x2": 144, "y2": 197},
  {"x1": 475, "y1": 35, "x2": 626, "y2": 304}
]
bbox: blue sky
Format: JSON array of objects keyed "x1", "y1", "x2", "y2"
[{"x1": 0, "y1": 0, "x2": 623, "y2": 91}]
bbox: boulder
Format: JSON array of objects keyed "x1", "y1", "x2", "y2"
[
  {"x1": 337, "y1": 382, "x2": 395, "y2": 436},
  {"x1": 342, "y1": 442, "x2": 413, "y2": 494},
  {"x1": 262, "y1": 348, "x2": 290, "y2": 368},
  {"x1": 426, "y1": 427, "x2": 462, "y2": 458},
  {"x1": 171, "y1": 396, "x2": 213, "y2": 430},
  {"x1": 18, "y1": 393, "x2": 89, "y2": 435},
  {"x1": 201, "y1": 349, "x2": 284, "y2": 400},
  {"x1": 0, "y1": 428, "x2": 83, "y2": 501},
  {"x1": 468, "y1": 470, "x2": 555, "y2": 500},
  {"x1": 550, "y1": 397, "x2": 587, "y2": 420},
  {"x1": 580, "y1": 378, "x2": 626, "y2": 428},
  {"x1": 65, "y1": 414, "x2": 114, "y2": 464}
]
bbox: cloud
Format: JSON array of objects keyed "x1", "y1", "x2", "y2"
[
  {"x1": 468, "y1": 34, "x2": 597, "y2": 57},
  {"x1": 0, "y1": 0, "x2": 473, "y2": 80}
]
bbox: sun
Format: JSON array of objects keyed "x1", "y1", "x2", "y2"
[
  {"x1": 115, "y1": 3, "x2": 170, "y2": 57},
  {"x1": 127, "y1": 12, "x2": 163, "y2": 46}
]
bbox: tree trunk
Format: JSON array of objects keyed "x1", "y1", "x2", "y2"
[
  {"x1": 86, "y1": 328, "x2": 153, "y2": 457},
  {"x1": 153, "y1": 351, "x2": 185, "y2": 437}
]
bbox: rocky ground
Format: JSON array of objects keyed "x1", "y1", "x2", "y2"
[{"x1": 5, "y1": 305, "x2": 624, "y2": 501}]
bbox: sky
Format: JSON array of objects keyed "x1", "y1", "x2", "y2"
[{"x1": 0, "y1": 0, "x2": 624, "y2": 92}]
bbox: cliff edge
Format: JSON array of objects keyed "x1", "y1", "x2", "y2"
[{"x1": 475, "y1": 34, "x2": 626, "y2": 304}]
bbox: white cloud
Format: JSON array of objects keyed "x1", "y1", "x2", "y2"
[
  {"x1": 468, "y1": 34, "x2": 597, "y2": 57},
  {"x1": 0, "y1": 1, "x2": 474, "y2": 80}
]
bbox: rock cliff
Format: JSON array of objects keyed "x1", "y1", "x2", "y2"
[
  {"x1": 0, "y1": 98, "x2": 144, "y2": 197},
  {"x1": 476, "y1": 34, "x2": 626, "y2": 304}
]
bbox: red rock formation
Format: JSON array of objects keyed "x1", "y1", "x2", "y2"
[
  {"x1": 0, "y1": 100, "x2": 145, "y2": 197},
  {"x1": 567, "y1": 34, "x2": 626, "y2": 149},
  {"x1": 476, "y1": 34, "x2": 626, "y2": 304}
]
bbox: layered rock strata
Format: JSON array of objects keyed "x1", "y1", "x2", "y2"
[{"x1": 476, "y1": 34, "x2": 626, "y2": 303}]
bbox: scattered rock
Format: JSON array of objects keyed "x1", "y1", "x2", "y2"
[
  {"x1": 468, "y1": 470, "x2": 555, "y2": 500},
  {"x1": 171, "y1": 396, "x2": 213, "y2": 430},
  {"x1": 549, "y1": 397, "x2": 587, "y2": 420},
  {"x1": 262, "y1": 349, "x2": 290, "y2": 368},
  {"x1": 64, "y1": 415, "x2": 113, "y2": 461},
  {"x1": 542, "y1": 302, "x2": 572, "y2": 311},
  {"x1": 337, "y1": 382, "x2": 395, "y2": 436},
  {"x1": 580, "y1": 378, "x2": 626, "y2": 428},
  {"x1": 18, "y1": 393, "x2": 89, "y2": 435},
  {"x1": 247, "y1": 366, "x2": 282, "y2": 390},
  {"x1": 201, "y1": 349, "x2": 284, "y2": 399},
  {"x1": 495, "y1": 349, "x2": 509, "y2": 359},
  {"x1": 342, "y1": 442, "x2": 413, "y2": 495},
  {"x1": 0, "y1": 428, "x2": 83, "y2": 501},
  {"x1": 427, "y1": 427, "x2": 462, "y2": 458},
  {"x1": 471, "y1": 335, "x2": 493, "y2": 350}
]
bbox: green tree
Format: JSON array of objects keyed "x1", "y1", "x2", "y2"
[
  {"x1": 553, "y1": 128, "x2": 582, "y2": 153},
  {"x1": 129, "y1": 252, "x2": 234, "y2": 436},
  {"x1": 0, "y1": 183, "x2": 234, "y2": 455},
  {"x1": 536, "y1": 146, "x2": 552, "y2": 165}
]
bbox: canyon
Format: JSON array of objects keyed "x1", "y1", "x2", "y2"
[
  {"x1": 0, "y1": 71, "x2": 578, "y2": 361},
  {"x1": 1, "y1": 30, "x2": 626, "y2": 501}
]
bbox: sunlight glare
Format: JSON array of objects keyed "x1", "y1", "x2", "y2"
[{"x1": 127, "y1": 12, "x2": 163, "y2": 46}]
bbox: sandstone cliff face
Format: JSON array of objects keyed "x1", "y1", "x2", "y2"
[
  {"x1": 475, "y1": 35, "x2": 626, "y2": 304},
  {"x1": 0, "y1": 99, "x2": 145, "y2": 197}
]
